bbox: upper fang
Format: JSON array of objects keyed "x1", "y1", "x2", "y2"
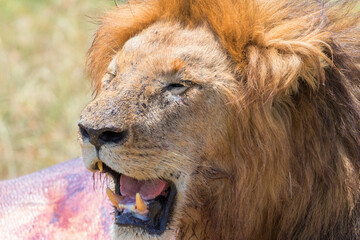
[
  {"x1": 106, "y1": 187, "x2": 124, "y2": 207},
  {"x1": 97, "y1": 161, "x2": 103, "y2": 172}
]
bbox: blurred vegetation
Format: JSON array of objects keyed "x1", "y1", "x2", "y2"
[{"x1": 0, "y1": 0, "x2": 113, "y2": 180}]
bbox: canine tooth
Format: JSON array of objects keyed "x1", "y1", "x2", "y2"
[
  {"x1": 106, "y1": 187, "x2": 124, "y2": 207},
  {"x1": 97, "y1": 161, "x2": 103, "y2": 172},
  {"x1": 136, "y1": 193, "x2": 147, "y2": 212}
]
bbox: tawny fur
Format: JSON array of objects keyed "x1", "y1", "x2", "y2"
[{"x1": 80, "y1": 0, "x2": 360, "y2": 239}]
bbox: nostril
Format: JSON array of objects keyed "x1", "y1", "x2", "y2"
[
  {"x1": 79, "y1": 125, "x2": 90, "y2": 140},
  {"x1": 78, "y1": 123, "x2": 129, "y2": 147},
  {"x1": 98, "y1": 130, "x2": 129, "y2": 145}
]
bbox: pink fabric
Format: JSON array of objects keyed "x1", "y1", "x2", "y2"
[{"x1": 0, "y1": 158, "x2": 112, "y2": 240}]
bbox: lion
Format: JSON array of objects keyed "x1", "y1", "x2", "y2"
[{"x1": 78, "y1": 0, "x2": 360, "y2": 239}]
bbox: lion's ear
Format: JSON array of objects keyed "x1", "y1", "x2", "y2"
[{"x1": 243, "y1": 41, "x2": 330, "y2": 102}]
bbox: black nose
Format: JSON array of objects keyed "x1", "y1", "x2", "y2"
[{"x1": 78, "y1": 124, "x2": 129, "y2": 148}]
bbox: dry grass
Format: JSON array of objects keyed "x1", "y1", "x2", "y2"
[{"x1": 0, "y1": 0, "x2": 113, "y2": 180}]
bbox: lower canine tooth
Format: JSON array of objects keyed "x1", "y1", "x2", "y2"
[
  {"x1": 136, "y1": 193, "x2": 147, "y2": 212},
  {"x1": 106, "y1": 187, "x2": 124, "y2": 207}
]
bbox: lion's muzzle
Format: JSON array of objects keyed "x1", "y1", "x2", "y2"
[{"x1": 78, "y1": 123, "x2": 129, "y2": 149}]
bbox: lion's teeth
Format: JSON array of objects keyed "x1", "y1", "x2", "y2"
[
  {"x1": 97, "y1": 161, "x2": 104, "y2": 172},
  {"x1": 136, "y1": 193, "x2": 147, "y2": 212},
  {"x1": 118, "y1": 204, "x2": 126, "y2": 211},
  {"x1": 97, "y1": 161, "x2": 103, "y2": 172},
  {"x1": 106, "y1": 187, "x2": 124, "y2": 207}
]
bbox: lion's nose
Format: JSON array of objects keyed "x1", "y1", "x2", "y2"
[{"x1": 78, "y1": 124, "x2": 129, "y2": 148}]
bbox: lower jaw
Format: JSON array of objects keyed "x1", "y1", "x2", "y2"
[
  {"x1": 114, "y1": 182, "x2": 177, "y2": 235},
  {"x1": 112, "y1": 223, "x2": 178, "y2": 240},
  {"x1": 101, "y1": 163, "x2": 177, "y2": 235}
]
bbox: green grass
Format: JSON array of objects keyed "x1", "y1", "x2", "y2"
[{"x1": 0, "y1": 0, "x2": 113, "y2": 180}]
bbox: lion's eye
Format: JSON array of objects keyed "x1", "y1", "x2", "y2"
[
  {"x1": 166, "y1": 83, "x2": 188, "y2": 95},
  {"x1": 107, "y1": 71, "x2": 116, "y2": 78},
  {"x1": 167, "y1": 83, "x2": 185, "y2": 89},
  {"x1": 102, "y1": 72, "x2": 116, "y2": 86}
]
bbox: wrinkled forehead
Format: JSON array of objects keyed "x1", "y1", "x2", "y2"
[{"x1": 113, "y1": 21, "x2": 227, "y2": 73}]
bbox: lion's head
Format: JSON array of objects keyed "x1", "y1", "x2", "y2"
[{"x1": 78, "y1": 0, "x2": 360, "y2": 239}]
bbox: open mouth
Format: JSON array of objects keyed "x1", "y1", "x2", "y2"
[{"x1": 98, "y1": 162, "x2": 177, "y2": 235}]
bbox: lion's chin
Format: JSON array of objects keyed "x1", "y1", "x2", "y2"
[
  {"x1": 100, "y1": 162, "x2": 177, "y2": 237},
  {"x1": 111, "y1": 223, "x2": 178, "y2": 240}
]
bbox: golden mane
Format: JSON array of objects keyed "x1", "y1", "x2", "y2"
[
  {"x1": 87, "y1": 0, "x2": 359, "y2": 96},
  {"x1": 87, "y1": 0, "x2": 360, "y2": 239}
]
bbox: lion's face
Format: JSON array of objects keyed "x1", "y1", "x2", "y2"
[{"x1": 79, "y1": 22, "x2": 237, "y2": 239}]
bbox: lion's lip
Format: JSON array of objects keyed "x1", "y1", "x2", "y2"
[{"x1": 100, "y1": 162, "x2": 177, "y2": 235}]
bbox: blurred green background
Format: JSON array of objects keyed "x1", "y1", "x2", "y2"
[{"x1": 0, "y1": 0, "x2": 113, "y2": 180}]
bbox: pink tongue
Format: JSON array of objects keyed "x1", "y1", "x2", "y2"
[{"x1": 120, "y1": 175, "x2": 167, "y2": 201}]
